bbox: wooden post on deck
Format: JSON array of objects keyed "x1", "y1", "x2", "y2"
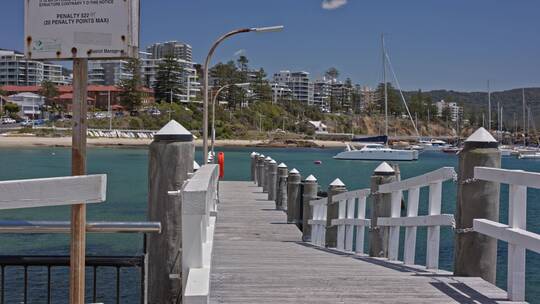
[
  {"x1": 302, "y1": 175, "x2": 318, "y2": 242},
  {"x1": 147, "y1": 120, "x2": 194, "y2": 303},
  {"x1": 70, "y1": 58, "x2": 88, "y2": 304},
  {"x1": 251, "y1": 152, "x2": 258, "y2": 183},
  {"x1": 369, "y1": 162, "x2": 396, "y2": 258},
  {"x1": 455, "y1": 127, "x2": 501, "y2": 284},
  {"x1": 326, "y1": 179, "x2": 347, "y2": 248},
  {"x1": 263, "y1": 157, "x2": 272, "y2": 193},
  {"x1": 276, "y1": 163, "x2": 288, "y2": 210},
  {"x1": 256, "y1": 154, "x2": 265, "y2": 187},
  {"x1": 287, "y1": 169, "x2": 301, "y2": 224},
  {"x1": 268, "y1": 160, "x2": 278, "y2": 201}
]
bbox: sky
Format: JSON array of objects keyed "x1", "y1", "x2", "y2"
[{"x1": 2, "y1": 0, "x2": 540, "y2": 91}]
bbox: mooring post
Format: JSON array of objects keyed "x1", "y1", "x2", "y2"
[
  {"x1": 302, "y1": 175, "x2": 318, "y2": 242},
  {"x1": 147, "y1": 120, "x2": 194, "y2": 303},
  {"x1": 268, "y1": 160, "x2": 278, "y2": 201},
  {"x1": 287, "y1": 169, "x2": 301, "y2": 224},
  {"x1": 250, "y1": 152, "x2": 258, "y2": 183},
  {"x1": 326, "y1": 178, "x2": 347, "y2": 248},
  {"x1": 454, "y1": 127, "x2": 501, "y2": 284},
  {"x1": 369, "y1": 162, "x2": 396, "y2": 258},
  {"x1": 276, "y1": 163, "x2": 288, "y2": 210},
  {"x1": 256, "y1": 154, "x2": 265, "y2": 188},
  {"x1": 262, "y1": 156, "x2": 271, "y2": 192}
]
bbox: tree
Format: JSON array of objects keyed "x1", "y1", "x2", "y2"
[
  {"x1": 39, "y1": 80, "x2": 59, "y2": 114},
  {"x1": 251, "y1": 68, "x2": 272, "y2": 102},
  {"x1": 4, "y1": 102, "x2": 20, "y2": 115},
  {"x1": 237, "y1": 55, "x2": 249, "y2": 73},
  {"x1": 325, "y1": 67, "x2": 339, "y2": 81},
  {"x1": 375, "y1": 82, "x2": 401, "y2": 115},
  {"x1": 153, "y1": 56, "x2": 183, "y2": 103},
  {"x1": 118, "y1": 58, "x2": 143, "y2": 111}
]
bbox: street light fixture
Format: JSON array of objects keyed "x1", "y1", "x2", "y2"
[
  {"x1": 203, "y1": 25, "x2": 284, "y2": 163},
  {"x1": 210, "y1": 83, "x2": 250, "y2": 163}
]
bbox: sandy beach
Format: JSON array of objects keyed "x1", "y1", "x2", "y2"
[{"x1": 0, "y1": 135, "x2": 346, "y2": 149}]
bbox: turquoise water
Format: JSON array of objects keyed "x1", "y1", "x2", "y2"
[{"x1": 0, "y1": 146, "x2": 539, "y2": 302}]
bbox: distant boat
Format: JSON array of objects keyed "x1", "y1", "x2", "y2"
[
  {"x1": 334, "y1": 143, "x2": 419, "y2": 161},
  {"x1": 314, "y1": 160, "x2": 322, "y2": 165},
  {"x1": 442, "y1": 146, "x2": 461, "y2": 154},
  {"x1": 418, "y1": 139, "x2": 451, "y2": 151},
  {"x1": 518, "y1": 152, "x2": 540, "y2": 159},
  {"x1": 351, "y1": 135, "x2": 388, "y2": 144}
]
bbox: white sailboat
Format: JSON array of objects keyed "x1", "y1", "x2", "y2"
[{"x1": 334, "y1": 35, "x2": 418, "y2": 161}]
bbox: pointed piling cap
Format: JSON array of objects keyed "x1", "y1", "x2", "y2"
[
  {"x1": 330, "y1": 178, "x2": 345, "y2": 187},
  {"x1": 278, "y1": 162, "x2": 287, "y2": 168},
  {"x1": 193, "y1": 161, "x2": 201, "y2": 170},
  {"x1": 306, "y1": 175, "x2": 317, "y2": 182},
  {"x1": 289, "y1": 168, "x2": 300, "y2": 174},
  {"x1": 265, "y1": 156, "x2": 272, "y2": 161},
  {"x1": 251, "y1": 152, "x2": 258, "y2": 158},
  {"x1": 154, "y1": 120, "x2": 193, "y2": 141},
  {"x1": 465, "y1": 127, "x2": 497, "y2": 143},
  {"x1": 374, "y1": 162, "x2": 395, "y2": 176},
  {"x1": 259, "y1": 154, "x2": 265, "y2": 159},
  {"x1": 270, "y1": 159, "x2": 277, "y2": 164}
]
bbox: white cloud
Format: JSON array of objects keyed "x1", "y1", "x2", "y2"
[
  {"x1": 234, "y1": 49, "x2": 246, "y2": 57},
  {"x1": 322, "y1": 0, "x2": 347, "y2": 10}
]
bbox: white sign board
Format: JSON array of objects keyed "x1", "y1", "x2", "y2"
[{"x1": 25, "y1": 0, "x2": 139, "y2": 60}]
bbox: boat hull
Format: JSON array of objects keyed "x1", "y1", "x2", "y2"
[{"x1": 334, "y1": 149, "x2": 419, "y2": 161}]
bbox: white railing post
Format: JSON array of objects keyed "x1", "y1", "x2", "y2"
[
  {"x1": 507, "y1": 184, "x2": 527, "y2": 301},
  {"x1": 426, "y1": 182, "x2": 442, "y2": 269},
  {"x1": 355, "y1": 195, "x2": 367, "y2": 254},
  {"x1": 345, "y1": 198, "x2": 355, "y2": 252},
  {"x1": 388, "y1": 190, "x2": 401, "y2": 261},
  {"x1": 403, "y1": 187, "x2": 419, "y2": 265},
  {"x1": 336, "y1": 199, "x2": 346, "y2": 250}
]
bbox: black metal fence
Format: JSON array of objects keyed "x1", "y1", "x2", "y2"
[{"x1": 0, "y1": 255, "x2": 145, "y2": 304}]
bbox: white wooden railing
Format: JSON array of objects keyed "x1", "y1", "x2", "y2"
[
  {"x1": 176, "y1": 164, "x2": 219, "y2": 304},
  {"x1": 377, "y1": 167, "x2": 456, "y2": 269},
  {"x1": 330, "y1": 189, "x2": 371, "y2": 254},
  {"x1": 309, "y1": 198, "x2": 328, "y2": 247},
  {"x1": 473, "y1": 167, "x2": 540, "y2": 301}
]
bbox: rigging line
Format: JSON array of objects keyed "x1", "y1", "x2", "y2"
[{"x1": 384, "y1": 52, "x2": 420, "y2": 138}]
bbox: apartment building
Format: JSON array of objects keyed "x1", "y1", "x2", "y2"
[
  {"x1": 436, "y1": 99, "x2": 463, "y2": 122},
  {"x1": 313, "y1": 78, "x2": 331, "y2": 109},
  {"x1": 0, "y1": 50, "x2": 67, "y2": 86},
  {"x1": 272, "y1": 71, "x2": 314, "y2": 105},
  {"x1": 146, "y1": 41, "x2": 193, "y2": 62},
  {"x1": 88, "y1": 60, "x2": 133, "y2": 85}
]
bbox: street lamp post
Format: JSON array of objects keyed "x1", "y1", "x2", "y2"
[
  {"x1": 210, "y1": 83, "x2": 250, "y2": 163},
  {"x1": 203, "y1": 25, "x2": 284, "y2": 163}
]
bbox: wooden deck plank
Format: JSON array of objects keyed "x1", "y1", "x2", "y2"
[{"x1": 210, "y1": 181, "x2": 522, "y2": 303}]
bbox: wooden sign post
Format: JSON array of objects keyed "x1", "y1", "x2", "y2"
[{"x1": 24, "y1": 1, "x2": 139, "y2": 302}]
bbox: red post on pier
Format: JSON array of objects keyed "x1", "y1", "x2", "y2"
[{"x1": 218, "y1": 152, "x2": 225, "y2": 179}]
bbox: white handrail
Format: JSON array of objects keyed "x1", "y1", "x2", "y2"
[
  {"x1": 473, "y1": 166, "x2": 540, "y2": 301},
  {"x1": 308, "y1": 198, "x2": 327, "y2": 247},
  {"x1": 321, "y1": 189, "x2": 371, "y2": 254},
  {"x1": 181, "y1": 164, "x2": 219, "y2": 304},
  {"x1": 377, "y1": 168, "x2": 455, "y2": 269}
]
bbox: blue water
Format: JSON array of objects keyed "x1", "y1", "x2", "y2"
[{"x1": 0, "y1": 146, "x2": 539, "y2": 302}]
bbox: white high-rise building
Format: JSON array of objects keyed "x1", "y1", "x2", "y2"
[
  {"x1": 0, "y1": 50, "x2": 67, "y2": 86},
  {"x1": 272, "y1": 71, "x2": 314, "y2": 105},
  {"x1": 140, "y1": 52, "x2": 200, "y2": 103},
  {"x1": 436, "y1": 99, "x2": 463, "y2": 122},
  {"x1": 146, "y1": 41, "x2": 192, "y2": 62},
  {"x1": 88, "y1": 60, "x2": 133, "y2": 85},
  {"x1": 313, "y1": 78, "x2": 331, "y2": 108}
]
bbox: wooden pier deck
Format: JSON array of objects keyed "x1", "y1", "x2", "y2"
[{"x1": 210, "y1": 181, "x2": 519, "y2": 304}]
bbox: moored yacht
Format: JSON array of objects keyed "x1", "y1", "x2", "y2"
[
  {"x1": 334, "y1": 143, "x2": 419, "y2": 161},
  {"x1": 418, "y1": 139, "x2": 450, "y2": 151}
]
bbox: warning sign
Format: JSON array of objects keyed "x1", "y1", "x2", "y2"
[{"x1": 25, "y1": 0, "x2": 140, "y2": 60}]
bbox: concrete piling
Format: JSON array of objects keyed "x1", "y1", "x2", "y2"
[
  {"x1": 454, "y1": 127, "x2": 501, "y2": 284},
  {"x1": 256, "y1": 155, "x2": 265, "y2": 188},
  {"x1": 276, "y1": 163, "x2": 288, "y2": 210},
  {"x1": 302, "y1": 175, "x2": 318, "y2": 242},
  {"x1": 287, "y1": 169, "x2": 302, "y2": 224},
  {"x1": 268, "y1": 160, "x2": 278, "y2": 201},
  {"x1": 147, "y1": 120, "x2": 194, "y2": 303},
  {"x1": 250, "y1": 152, "x2": 258, "y2": 183},
  {"x1": 262, "y1": 156, "x2": 272, "y2": 193},
  {"x1": 325, "y1": 178, "x2": 347, "y2": 248},
  {"x1": 369, "y1": 162, "x2": 396, "y2": 258}
]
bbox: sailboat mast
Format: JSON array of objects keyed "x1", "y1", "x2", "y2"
[
  {"x1": 382, "y1": 34, "x2": 388, "y2": 137},
  {"x1": 523, "y1": 88, "x2": 526, "y2": 143},
  {"x1": 487, "y1": 80, "x2": 491, "y2": 131}
]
